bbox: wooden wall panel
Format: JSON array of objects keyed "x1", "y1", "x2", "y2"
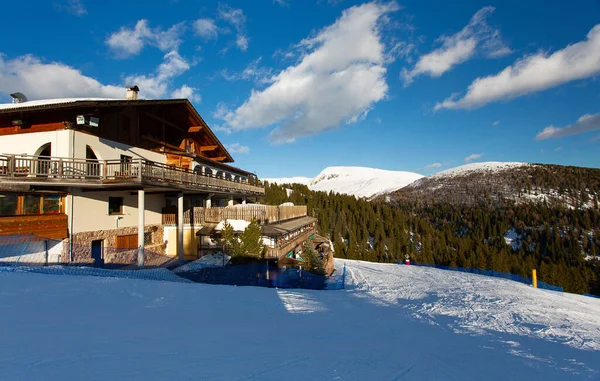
[{"x1": 0, "y1": 214, "x2": 68, "y2": 239}]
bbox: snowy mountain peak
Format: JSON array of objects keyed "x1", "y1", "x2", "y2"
[{"x1": 264, "y1": 166, "x2": 424, "y2": 198}]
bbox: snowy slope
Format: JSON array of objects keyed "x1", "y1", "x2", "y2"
[
  {"x1": 263, "y1": 176, "x2": 312, "y2": 186},
  {"x1": 1, "y1": 260, "x2": 599, "y2": 380},
  {"x1": 431, "y1": 161, "x2": 529, "y2": 178},
  {"x1": 266, "y1": 166, "x2": 423, "y2": 198}
]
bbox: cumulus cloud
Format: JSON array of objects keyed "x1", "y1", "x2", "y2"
[
  {"x1": 125, "y1": 50, "x2": 198, "y2": 100},
  {"x1": 194, "y1": 18, "x2": 218, "y2": 40},
  {"x1": 171, "y1": 84, "x2": 201, "y2": 102},
  {"x1": 465, "y1": 153, "x2": 483, "y2": 162},
  {"x1": 216, "y1": 2, "x2": 399, "y2": 143},
  {"x1": 106, "y1": 20, "x2": 185, "y2": 58},
  {"x1": 535, "y1": 113, "x2": 600, "y2": 140},
  {"x1": 0, "y1": 54, "x2": 123, "y2": 100},
  {"x1": 55, "y1": 0, "x2": 87, "y2": 16},
  {"x1": 218, "y1": 4, "x2": 249, "y2": 52},
  {"x1": 0, "y1": 51, "x2": 197, "y2": 102},
  {"x1": 492, "y1": 120, "x2": 500, "y2": 126},
  {"x1": 227, "y1": 143, "x2": 250, "y2": 154},
  {"x1": 436, "y1": 24, "x2": 600, "y2": 110},
  {"x1": 402, "y1": 6, "x2": 510, "y2": 85}
]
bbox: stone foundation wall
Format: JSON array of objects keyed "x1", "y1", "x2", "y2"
[{"x1": 64, "y1": 224, "x2": 166, "y2": 263}]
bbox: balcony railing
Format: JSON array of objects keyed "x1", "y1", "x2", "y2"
[
  {"x1": 162, "y1": 205, "x2": 308, "y2": 225},
  {"x1": 0, "y1": 154, "x2": 264, "y2": 195}
]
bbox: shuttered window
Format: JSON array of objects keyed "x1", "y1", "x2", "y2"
[{"x1": 115, "y1": 234, "x2": 138, "y2": 249}]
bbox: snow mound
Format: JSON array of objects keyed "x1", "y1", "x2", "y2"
[
  {"x1": 215, "y1": 219, "x2": 250, "y2": 232},
  {"x1": 266, "y1": 166, "x2": 424, "y2": 198},
  {"x1": 431, "y1": 162, "x2": 529, "y2": 178}
]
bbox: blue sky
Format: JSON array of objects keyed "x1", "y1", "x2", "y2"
[{"x1": 1, "y1": 0, "x2": 599, "y2": 178}]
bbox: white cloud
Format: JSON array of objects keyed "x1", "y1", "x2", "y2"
[
  {"x1": 465, "y1": 153, "x2": 483, "y2": 162},
  {"x1": 402, "y1": 7, "x2": 510, "y2": 85},
  {"x1": 106, "y1": 20, "x2": 185, "y2": 58},
  {"x1": 227, "y1": 143, "x2": 250, "y2": 154},
  {"x1": 171, "y1": 85, "x2": 201, "y2": 102},
  {"x1": 535, "y1": 113, "x2": 600, "y2": 140},
  {"x1": 0, "y1": 51, "x2": 197, "y2": 102},
  {"x1": 436, "y1": 24, "x2": 600, "y2": 110},
  {"x1": 236, "y1": 35, "x2": 249, "y2": 51},
  {"x1": 273, "y1": 0, "x2": 289, "y2": 6},
  {"x1": 221, "y1": 57, "x2": 273, "y2": 84},
  {"x1": 218, "y1": 4, "x2": 249, "y2": 52},
  {"x1": 554, "y1": 146, "x2": 562, "y2": 152},
  {"x1": 492, "y1": 120, "x2": 500, "y2": 126},
  {"x1": 424, "y1": 162, "x2": 442, "y2": 169},
  {"x1": 55, "y1": 0, "x2": 87, "y2": 16},
  {"x1": 216, "y1": 2, "x2": 399, "y2": 143},
  {"x1": 0, "y1": 54, "x2": 123, "y2": 100},
  {"x1": 194, "y1": 18, "x2": 218, "y2": 40},
  {"x1": 125, "y1": 50, "x2": 194, "y2": 99}
]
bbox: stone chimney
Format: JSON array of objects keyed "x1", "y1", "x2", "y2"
[{"x1": 126, "y1": 85, "x2": 139, "y2": 100}]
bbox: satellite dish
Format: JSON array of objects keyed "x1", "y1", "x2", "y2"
[{"x1": 10, "y1": 92, "x2": 28, "y2": 104}]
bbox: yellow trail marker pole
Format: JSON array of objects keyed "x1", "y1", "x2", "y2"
[{"x1": 532, "y1": 269, "x2": 537, "y2": 288}]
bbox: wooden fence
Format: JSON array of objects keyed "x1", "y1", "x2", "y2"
[{"x1": 162, "y1": 205, "x2": 308, "y2": 225}]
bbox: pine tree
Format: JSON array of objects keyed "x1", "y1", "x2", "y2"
[
  {"x1": 219, "y1": 220, "x2": 236, "y2": 255},
  {"x1": 235, "y1": 220, "x2": 265, "y2": 259},
  {"x1": 301, "y1": 239, "x2": 325, "y2": 276}
]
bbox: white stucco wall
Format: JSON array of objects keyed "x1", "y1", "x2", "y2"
[
  {"x1": 72, "y1": 131, "x2": 165, "y2": 163},
  {"x1": 0, "y1": 130, "x2": 165, "y2": 164},
  {"x1": 70, "y1": 190, "x2": 164, "y2": 233},
  {"x1": 0, "y1": 130, "x2": 72, "y2": 157}
]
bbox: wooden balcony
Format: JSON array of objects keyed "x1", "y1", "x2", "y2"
[
  {"x1": 265, "y1": 226, "x2": 316, "y2": 259},
  {"x1": 162, "y1": 205, "x2": 308, "y2": 225},
  {"x1": 0, "y1": 154, "x2": 264, "y2": 196}
]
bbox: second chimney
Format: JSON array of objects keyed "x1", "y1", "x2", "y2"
[{"x1": 126, "y1": 85, "x2": 139, "y2": 100}]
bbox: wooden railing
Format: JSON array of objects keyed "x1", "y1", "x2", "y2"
[
  {"x1": 0, "y1": 154, "x2": 264, "y2": 195},
  {"x1": 265, "y1": 227, "x2": 316, "y2": 258},
  {"x1": 162, "y1": 205, "x2": 308, "y2": 225}
]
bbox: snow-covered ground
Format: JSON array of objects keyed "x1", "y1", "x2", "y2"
[
  {"x1": 266, "y1": 166, "x2": 424, "y2": 198},
  {"x1": 1, "y1": 259, "x2": 599, "y2": 380}
]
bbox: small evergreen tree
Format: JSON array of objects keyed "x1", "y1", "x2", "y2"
[
  {"x1": 236, "y1": 220, "x2": 266, "y2": 259},
  {"x1": 301, "y1": 240, "x2": 325, "y2": 276},
  {"x1": 219, "y1": 220, "x2": 236, "y2": 255}
]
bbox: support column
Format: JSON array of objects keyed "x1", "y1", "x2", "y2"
[
  {"x1": 177, "y1": 192, "x2": 184, "y2": 261},
  {"x1": 205, "y1": 194, "x2": 212, "y2": 209},
  {"x1": 137, "y1": 189, "x2": 145, "y2": 267},
  {"x1": 227, "y1": 196, "x2": 234, "y2": 207},
  {"x1": 242, "y1": 197, "x2": 247, "y2": 205}
]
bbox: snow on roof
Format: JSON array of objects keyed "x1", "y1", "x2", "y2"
[
  {"x1": 214, "y1": 219, "x2": 250, "y2": 232},
  {"x1": 431, "y1": 162, "x2": 529, "y2": 178},
  {"x1": 0, "y1": 98, "x2": 121, "y2": 111}
]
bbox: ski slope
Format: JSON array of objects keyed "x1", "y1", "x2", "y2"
[
  {"x1": 1, "y1": 260, "x2": 599, "y2": 380},
  {"x1": 266, "y1": 166, "x2": 424, "y2": 198}
]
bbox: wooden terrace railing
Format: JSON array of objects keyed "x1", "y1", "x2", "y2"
[
  {"x1": 162, "y1": 205, "x2": 308, "y2": 225},
  {"x1": 0, "y1": 154, "x2": 264, "y2": 195}
]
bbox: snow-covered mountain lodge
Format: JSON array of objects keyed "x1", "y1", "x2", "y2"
[{"x1": 0, "y1": 88, "x2": 318, "y2": 266}]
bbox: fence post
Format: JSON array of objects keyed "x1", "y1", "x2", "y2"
[
  {"x1": 532, "y1": 269, "x2": 537, "y2": 288},
  {"x1": 12, "y1": 238, "x2": 31, "y2": 271}
]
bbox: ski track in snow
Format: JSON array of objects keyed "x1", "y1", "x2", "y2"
[
  {"x1": 1, "y1": 260, "x2": 599, "y2": 380},
  {"x1": 342, "y1": 260, "x2": 600, "y2": 351}
]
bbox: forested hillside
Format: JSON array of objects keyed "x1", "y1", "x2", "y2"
[{"x1": 260, "y1": 178, "x2": 600, "y2": 296}]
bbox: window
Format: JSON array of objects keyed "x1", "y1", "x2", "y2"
[
  {"x1": 43, "y1": 195, "x2": 61, "y2": 214},
  {"x1": 0, "y1": 194, "x2": 18, "y2": 216},
  {"x1": 116, "y1": 234, "x2": 137, "y2": 249},
  {"x1": 23, "y1": 194, "x2": 41, "y2": 214},
  {"x1": 108, "y1": 197, "x2": 124, "y2": 215}
]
